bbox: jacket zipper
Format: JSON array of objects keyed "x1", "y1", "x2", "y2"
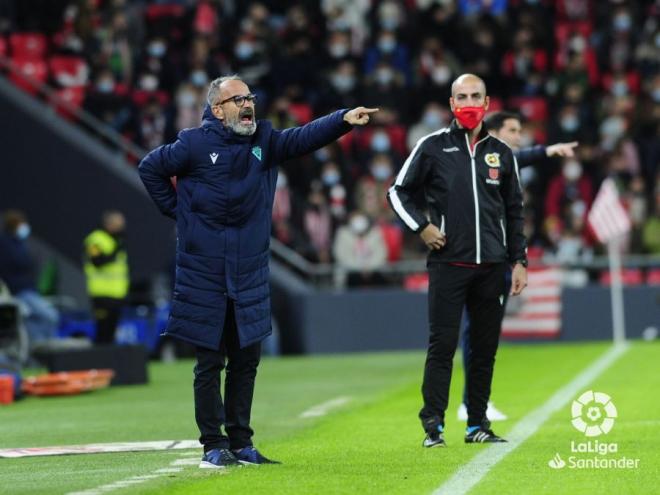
[
  {"x1": 500, "y1": 218, "x2": 507, "y2": 247},
  {"x1": 465, "y1": 134, "x2": 482, "y2": 264},
  {"x1": 440, "y1": 214, "x2": 445, "y2": 234}
]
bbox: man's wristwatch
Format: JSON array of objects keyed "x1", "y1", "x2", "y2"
[{"x1": 513, "y1": 259, "x2": 528, "y2": 268}]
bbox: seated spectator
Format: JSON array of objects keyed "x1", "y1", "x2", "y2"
[
  {"x1": 0, "y1": 210, "x2": 59, "y2": 346},
  {"x1": 83, "y1": 69, "x2": 133, "y2": 134},
  {"x1": 407, "y1": 102, "x2": 450, "y2": 149},
  {"x1": 301, "y1": 182, "x2": 334, "y2": 263},
  {"x1": 553, "y1": 201, "x2": 593, "y2": 263},
  {"x1": 333, "y1": 211, "x2": 387, "y2": 287},
  {"x1": 545, "y1": 158, "x2": 593, "y2": 227},
  {"x1": 354, "y1": 153, "x2": 396, "y2": 223}
]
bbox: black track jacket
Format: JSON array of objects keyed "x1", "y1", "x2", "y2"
[{"x1": 387, "y1": 120, "x2": 527, "y2": 265}]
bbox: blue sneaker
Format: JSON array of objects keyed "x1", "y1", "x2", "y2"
[
  {"x1": 199, "y1": 448, "x2": 241, "y2": 469},
  {"x1": 233, "y1": 446, "x2": 280, "y2": 465}
]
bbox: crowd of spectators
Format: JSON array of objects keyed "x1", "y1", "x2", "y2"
[{"x1": 1, "y1": 0, "x2": 658, "y2": 284}]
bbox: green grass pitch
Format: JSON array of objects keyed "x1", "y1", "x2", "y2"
[{"x1": 0, "y1": 340, "x2": 658, "y2": 494}]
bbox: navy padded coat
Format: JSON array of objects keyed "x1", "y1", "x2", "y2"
[{"x1": 139, "y1": 105, "x2": 352, "y2": 350}]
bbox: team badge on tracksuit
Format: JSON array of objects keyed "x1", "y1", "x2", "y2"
[{"x1": 485, "y1": 153, "x2": 500, "y2": 183}]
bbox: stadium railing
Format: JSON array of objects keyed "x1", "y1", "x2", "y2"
[{"x1": 0, "y1": 54, "x2": 147, "y2": 162}]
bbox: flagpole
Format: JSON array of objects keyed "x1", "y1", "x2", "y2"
[{"x1": 607, "y1": 236, "x2": 626, "y2": 344}]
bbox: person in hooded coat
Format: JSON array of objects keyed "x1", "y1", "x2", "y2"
[{"x1": 138, "y1": 75, "x2": 377, "y2": 468}]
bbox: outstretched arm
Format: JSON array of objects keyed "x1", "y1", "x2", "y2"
[
  {"x1": 270, "y1": 107, "x2": 378, "y2": 163},
  {"x1": 516, "y1": 141, "x2": 578, "y2": 168},
  {"x1": 545, "y1": 141, "x2": 578, "y2": 158}
]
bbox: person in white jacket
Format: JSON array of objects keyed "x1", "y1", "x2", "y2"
[{"x1": 333, "y1": 212, "x2": 387, "y2": 287}]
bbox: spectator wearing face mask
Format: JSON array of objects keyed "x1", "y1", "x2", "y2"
[
  {"x1": 363, "y1": 29, "x2": 412, "y2": 84},
  {"x1": 83, "y1": 69, "x2": 134, "y2": 134},
  {"x1": 175, "y1": 82, "x2": 205, "y2": 131},
  {"x1": 363, "y1": 61, "x2": 409, "y2": 121},
  {"x1": 407, "y1": 103, "x2": 450, "y2": 151},
  {"x1": 140, "y1": 37, "x2": 178, "y2": 93},
  {"x1": 136, "y1": 96, "x2": 173, "y2": 150},
  {"x1": 317, "y1": 60, "x2": 362, "y2": 115},
  {"x1": 354, "y1": 153, "x2": 396, "y2": 222},
  {"x1": 231, "y1": 34, "x2": 270, "y2": 88},
  {"x1": 552, "y1": 200, "x2": 593, "y2": 263},
  {"x1": 333, "y1": 211, "x2": 387, "y2": 287},
  {"x1": 415, "y1": 37, "x2": 462, "y2": 105},
  {"x1": 301, "y1": 182, "x2": 334, "y2": 263},
  {"x1": 0, "y1": 210, "x2": 59, "y2": 346},
  {"x1": 544, "y1": 159, "x2": 593, "y2": 238}
]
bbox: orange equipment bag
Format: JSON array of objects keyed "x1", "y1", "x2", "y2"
[{"x1": 22, "y1": 369, "x2": 115, "y2": 396}]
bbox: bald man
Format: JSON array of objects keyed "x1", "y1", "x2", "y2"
[{"x1": 388, "y1": 74, "x2": 528, "y2": 447}]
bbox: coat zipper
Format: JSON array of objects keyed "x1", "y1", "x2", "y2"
[
  {"x1": 500, "y1": 218, "x2": 507, "y2": 247},
  {"x1": 440, "y1": 214, "x2": 445, "y2": 234},
  {"x1": 465, "y1": 134, "x2": 482, "y2": 264}
]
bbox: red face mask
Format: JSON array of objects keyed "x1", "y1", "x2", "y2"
[{"x1": 453, "y1": 106, "x2": 486, "y2": 130}]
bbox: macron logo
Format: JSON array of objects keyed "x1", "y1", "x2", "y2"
[
  {"x1": 209, "y1": 152, "x2": 218, "y2": 164},
  {"x1": 443, "y1": 147, "x2": 459, "y2": 152}
]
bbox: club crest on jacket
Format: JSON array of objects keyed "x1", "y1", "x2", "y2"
[{"x1": 485, "y1": 153, "x2": 500, "y2": 167}]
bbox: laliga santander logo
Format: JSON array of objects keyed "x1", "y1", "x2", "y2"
[{"x1": 571, "y1": 390, "x2": 617, "y2": 437}]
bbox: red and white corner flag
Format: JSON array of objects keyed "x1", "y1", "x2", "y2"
[{"x1": 587, "y1": 178, "x2": 631, "y2": 243}]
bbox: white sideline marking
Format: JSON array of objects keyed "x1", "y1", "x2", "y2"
[
  {"x1": 0, "y1": 440, "x2": 202, "y2": 458},
  {"x1": 65, "y1": 451, "x2": 204, "y2": 495},
  {"x1": 299, "y1": 396, "x2": 351, "y2": 418},
  {"x1": 432, "y1": 343, "x2": 629, "y2": 495},
  {"x1": 170, "y1": 458, "x2": 200, "y2": 466}
]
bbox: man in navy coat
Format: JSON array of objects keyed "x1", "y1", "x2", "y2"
[{"x1": 139, "y1": 75, "x2": 376, "y2": 468}]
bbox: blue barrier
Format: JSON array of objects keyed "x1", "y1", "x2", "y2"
[{"x1": 57, "y1": 305, "x2": 170, "y2": 353}]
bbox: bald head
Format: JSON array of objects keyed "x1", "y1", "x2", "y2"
[
  {"x1": 451, "y1": 74, "x2": 486, "y2": 98},
  {"x1": 449, "y1": 73, "x2": 489, "y2": 117}
]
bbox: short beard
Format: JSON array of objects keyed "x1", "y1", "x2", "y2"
[{"x1": 225, "y1": 116, "x2": 257, "y2": 136}]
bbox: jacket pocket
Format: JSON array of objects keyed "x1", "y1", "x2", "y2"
[{"x1": 499, "y1": 218, "x2": 507, "y2": 247}]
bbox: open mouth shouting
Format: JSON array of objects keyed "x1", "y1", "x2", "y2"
[{"x1": 240, "y1": 108, "x2": 254, "y2": 125}]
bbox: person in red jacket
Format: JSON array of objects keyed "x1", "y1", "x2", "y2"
[{"x1": 544, "y1": 159, "x2": 593, "y2": 242}]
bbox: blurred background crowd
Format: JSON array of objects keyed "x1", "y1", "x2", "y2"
[{"x1": 1, "y1": 0, "x2": 659, "y2": 282}]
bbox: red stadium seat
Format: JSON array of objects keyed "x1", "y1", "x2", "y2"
[
  {"x1": 646, "y1": 269, "x2": 660, "y2": 286},
  {"x1": 145, "y1": 4, "x2": 185, "y2": 20},
  {"x1": 288, "y1": 102, "x2": 313, "y2": 124},
  {"x1": 404, "y1": 273, "x2": 429, "y2": 292},
  {"x1": 132, "y1": 89, "x2": 170, "y2": 107},
  {"x1": 486, "y1": 97, "x2": 504, "y2": 113},
  {"x1": 49, "y1": 56, "x2": 89, "y2": 88},
  {"x1": 9, "y1": 58, "x2": 48, "y2": 94},
  {"x1": 379, "y1": 223, "x2": 403, "y2": 262},
  {"x1": 599, "y1": 269, "x2": 643, "y2": 286},
  {"x1": 50, "y1": 86, "x2": 86, "y2": 120},
  {"x1": 508, "y1": 96, "x2": 548, "y2": 122},
  {"x1": 9, "y1": 33, "x2": 47, "y2": 59}
]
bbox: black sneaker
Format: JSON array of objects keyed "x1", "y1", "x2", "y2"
[
  {"x1": 199, "y1": 448, "x2": 241, "y2": 469},
  {"x1": 464, "y1": 422, "x2": 507, "y2": 444},
  {"x1": 233, "y1": 446, "x2": 281, "y2": 465},
  {"x1": 423, "y1": 431, "x2": 446, "y2": 448}
]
